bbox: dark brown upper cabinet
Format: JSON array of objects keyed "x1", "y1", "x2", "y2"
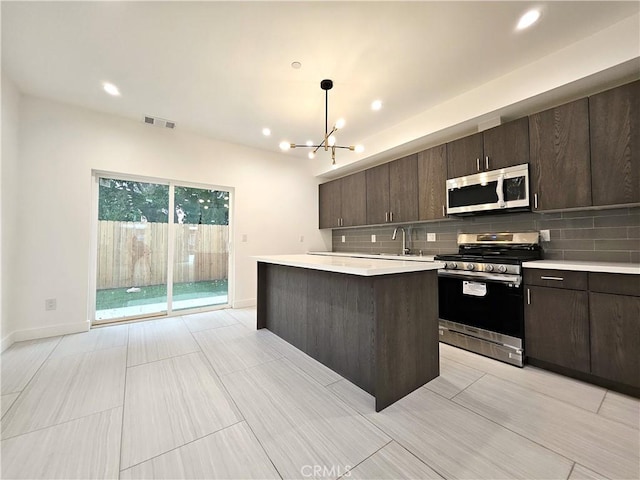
[
  {"x1": 589, "y1": 80, "x2": 640, "y2": 206},
  {"x1": 418, "y1": 144, "x2": 448, "y2": 221},
  {"x1": 529, "y1": 98, "x2": 592, "y2": 211},
  {"x1": 366, "y1": 155, "x2": 418, "y2": 224},
  {"x1": 318, "y1": 171, "x2": 366, "y2": 229},
  {"x1": 482, "y1": 117, "x2": 530, "y2": 171},
  {"x1": 446, "y1": 133, "x2": 483, "y2": 178},
  {"x1": 446, "y1": 118, "x2": 530, "y2": 179}
]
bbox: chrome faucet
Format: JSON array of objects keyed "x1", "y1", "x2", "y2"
[{"x1": 392, "y1": 227, "x2": 410, "y2": 255}]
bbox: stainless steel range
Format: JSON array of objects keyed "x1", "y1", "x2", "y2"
[{"x1": 434, "y1": 232, "x2": 542, "y2": 367}]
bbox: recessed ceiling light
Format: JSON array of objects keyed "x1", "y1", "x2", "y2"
[
  {"x1": 371, "y1": 100, "x2": 382, "y2": 111},
  {"x1": 262, "y1": 128, "x2": 271, "y2": 136},
  {"x1": 103, "y1": 82, "x2": 120, "y2": 96},
  {"x1": 516, "y1": 9, "x2": 541, "y2": 30},
  {"x1": 291, "y1": 61, "x2": 302, "y2": 69}
]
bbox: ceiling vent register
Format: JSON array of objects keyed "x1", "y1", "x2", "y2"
[{"x1": 144, "y1": 115, "x2": 176, "y2": 129}]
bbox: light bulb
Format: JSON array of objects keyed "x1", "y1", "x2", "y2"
[
  {"x1": 262, "y1": 128, "x2": 271, "y2": 136},
  {"x1": 308, "y1": 152, "x2": 315, "y2": 159},
  {"x1": 279, "y1": 141, "x2": 291, "y2": 151},
  {"x1": 328, "y1": 136, "x2": 336, "y2": 147},
  {"x1": 355, "y1": 144, "x2": 365, "y2": 153},
  {"x1": 335, "y1": 118, "x2": 346, "y2": 129},
  {"x1": 103, "y1": 82, "x2": 120, "y2": 96},
  {"x1": 517, "y1": 9, "x2": 541, "y2": 30},
  {"x1": 371, "y1": 100, "x2": 382, "y2": 111},
  {"x1": 306, "y1": 140, "x2": 314, "y2": 147}
]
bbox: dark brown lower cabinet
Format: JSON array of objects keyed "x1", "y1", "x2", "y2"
[
  {"x1": 525, "y1": 285, "x2": 590, "y2": 373},
  {"x1": 525, "y1": 269, "x2": 640, "y2": 396},
  {"x1": 590, "y1": 292, "x2": 640, "y2": 388}
]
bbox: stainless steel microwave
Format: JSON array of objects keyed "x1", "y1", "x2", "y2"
[{"x1": 446, "y1": 163, "x2": 530, "y2": 215}]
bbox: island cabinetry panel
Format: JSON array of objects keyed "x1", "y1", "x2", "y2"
[
  {"x1": 306, "y1": 270, "x2": 375, "y2": 393},
  {"x1": 589, "y1": 272, "x2": 640, "y2": 388},
  {"x1": 589, "y1": 80, "x2": 640, "y2": 206},
  {"x1": 374, "y1": 271, "x2": 439, "y2": 410},
  {"x1": 318, "y1": 171, "x2": 366, "y2": 228},
  {"x1": 529, "y1": 98, "x2": 592, "y2": 210},
  {"x1": 366, "y1": 154, "x2": 419, "y2": 224},
  {"x1": 257, "y1": 262, "x2": 439, "y2": 411},
  {"x1": 417, "y1": 144, "x2": 448, "y2": 220}
]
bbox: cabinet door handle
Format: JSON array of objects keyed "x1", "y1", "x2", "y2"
[
  {"x1": 442, "y1": 205, "x2": 446, "y2": 217},
  {"x1": 476, "y1": 158, "x2": 480, "y2": 172},
  {"x1": 485, "y1": 156, "x2": 489, "y2": 170},
  {"x1": 540, "y1": 276, "x2": 564, "y2": 281},
  {"x1": 390, "y1": 211, "x2": 394, "y2": 222},
  {"x1": 534, "y1": 193, "x2": 538, "y2": 209},
  {"x1": 385, "y1": 212, "x2": 389, "y2": 222},
  {"x1": 527, "y1": 288, "x2": 531, "y2": 305}
]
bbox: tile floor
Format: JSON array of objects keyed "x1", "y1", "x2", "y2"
[{"x1": 1, "y1": 308, "x2": 638, "y2": 479}]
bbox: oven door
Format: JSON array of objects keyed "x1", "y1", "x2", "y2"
[
  {"x1": 446, "y1": 163, "x2": 529, "y2": 215},
  {"x1": 437, "y1": 272, "x2": 524, "y2": 340}
]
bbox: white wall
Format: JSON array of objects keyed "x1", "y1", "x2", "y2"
[
  {"x1": 4, "y1": 94, "x2": 329, "y2": 344},
  {"x1": 1, "y1": 73, "x2": 21, "y2": 350}
]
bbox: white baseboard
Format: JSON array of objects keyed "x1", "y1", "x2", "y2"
[
  {"x1": 1, "y1": 331, "x2": 16, "y2": 352},
  {"x1": 232, "y1": 298, "x2": 256, "y2": 309},
  {"x1": 8, "y1": 321, "x2": 90, "y2": 346}
]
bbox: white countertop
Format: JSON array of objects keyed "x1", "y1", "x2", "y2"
[
  {"x1": 255, "y1": 254, "x2": 443, "y2": 276},
  {"x1": 308, "y1": 251, "x2": 437, "y2": 262},
  {"x1": 522, "y1": 260, "x2": 640, "y2": 275}
]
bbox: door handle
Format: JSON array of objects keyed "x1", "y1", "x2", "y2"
[
  {"x1": 442, "y1": 205, "x2": 446, "y2": 217},
  {"x1": 390, "y1": 211, "x2": 394, "y2": 222},
  {"x1": 476, "y1": 158, "x2": 480, "y2": 172},
  {"x1": 527, "y1": 288, "x2": 531, "y2": 305},
  {"x1": 534, "y1": 193, "x2": 538, "y2": 209},
  {"x1": 485, "y1": 156, "x2": 490, "y2": 170},
  {"x1": 540, "y1": 276, "x2": 564, "y2": 281},
  {"x1": 385, "y1": 212, "x2": 389, "y2": 222}
]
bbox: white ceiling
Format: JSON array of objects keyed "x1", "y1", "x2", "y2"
[{"x1": 3, "y1": 1, "x2": 639, "y2": 174}]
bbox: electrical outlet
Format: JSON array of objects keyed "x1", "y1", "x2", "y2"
[
  {"x1": 371, "y1": 234, "x2": 376, "y2": 243},
  {"x1": 45, "y1": 298, "x2": 57, "y2": 311},
  {"x1": 341, "y1": 235, "x2": 346, "y2": 243},
  {"x1": 540, "y1": 229, "x2": 551, "y2": 242},
  {"x1": 299, "y1": 235, "x2": 304, "y2": 243},
  {"x1": 427, "y1": 233, "x2": 436, "y2": 242}
]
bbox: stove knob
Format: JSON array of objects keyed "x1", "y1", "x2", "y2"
[
  {"x1": 485, "y1": 264, "x2": 494, "y2": 272},
  {"x1": 448, "y1": 262, "x2": 458, "y2": 269},
  {"x1": 465, "y1": 263, "x2": 475, "y2": 271},
  {"x1": 498, "y1": 265, "x2": 507, "y2": 273}
]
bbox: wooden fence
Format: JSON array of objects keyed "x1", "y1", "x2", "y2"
[{"x1": 96, "y1": 221, "x2": 229, "y2": 290}]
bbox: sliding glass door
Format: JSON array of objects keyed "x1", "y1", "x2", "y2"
[
  {"x1": 94, "y1": 175, "x2": 230, "y2": 323},
  {"x1": 172, "y1": 186, "x2": 230, "y2": 311}
]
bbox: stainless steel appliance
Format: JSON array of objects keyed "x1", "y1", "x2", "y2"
[
  {"x1": 446, "y1": 163, "x2": 530, "y2": 215},
  {"x1": 435, "y1": 232, "x2": 542, "y2": 367}
]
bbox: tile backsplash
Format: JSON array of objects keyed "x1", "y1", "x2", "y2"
[{"x1": 332, "y1": 207, "x2": 640, "y2": 263}]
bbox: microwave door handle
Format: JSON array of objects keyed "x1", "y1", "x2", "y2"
[{"x1": 496, "y1": 175, "x2": 505, "y2": 207}]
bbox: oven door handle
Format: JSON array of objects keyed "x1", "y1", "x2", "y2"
[{"x1": 438, "y1": 269, "x2": 521, "y2": 286}]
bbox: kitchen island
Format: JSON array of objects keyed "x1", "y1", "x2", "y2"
[{"x1": 255, "y1": 254, "x2": 442, "y2": 411}]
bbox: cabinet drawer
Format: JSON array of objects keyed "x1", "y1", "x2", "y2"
[
  {"x1": 589, "y1": 273, "x2": 640, "y2": 297},
  {"x1": 524, "y1": 269, "x2": 588, "y2": 290}
]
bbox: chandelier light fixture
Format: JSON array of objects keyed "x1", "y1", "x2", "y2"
[{"x1": 279, "y1": 79, "x2": 363, "y2": 165}]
